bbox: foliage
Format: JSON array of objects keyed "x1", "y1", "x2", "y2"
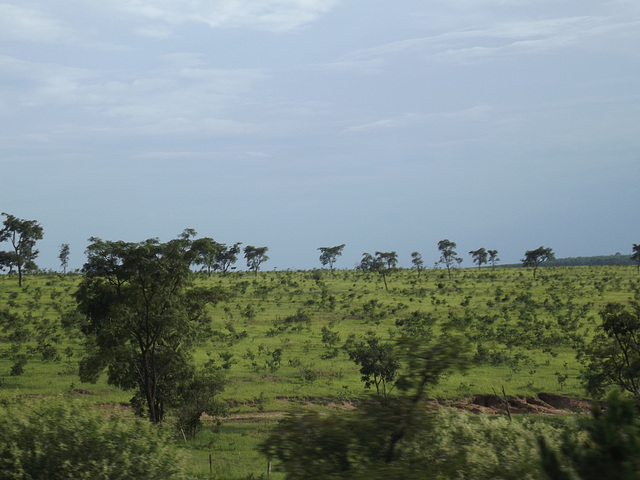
[
  {"x1": 344, "y1": 331, "x2": 400, "y2": 397},
  {"x1": 0, "y1": 212, "x2": 44, "y2": 287},
  {"x1": 359, "y1": 251, "x2": 398, "y2": 290},
  {"x1": 522, "y1": 246, "x2": 555, "y2": 279},
  {"x1": 58, "y1": 243, "x2": 70, "y2": 274},
  {"x1": 262, "y1": 400, "x2": 562, "y2": 480},
  {"x1": 488, "y1": 249, "x2": 500, "y2": 268},
  {"x1": 318, "y1": 244, "x2": 346, "y2": 272},
  {"x1": 579, "y1": 302, "x2": 640, "y2": 398},
  {"x1": 436, "y1": 239, "x2": 461, "y2": 279},
  {"x1": 76, "y1": 232, "x2": 227, "y2": 423},
  {"x1": 540, "y1": 390, "x2": 640, "y2": 480},
  {"x1": 244, "y1": 245, "x2": 269, "y2": 275},
  {"x1": 469, "y1": 247, "x2": 488, "y2": 268},
  {"x1": 410, "y1": 251, "x2": 424, "y2": 278},
  {"x1": 0, "y1": 399, "x2": 186, "y2": 479}
]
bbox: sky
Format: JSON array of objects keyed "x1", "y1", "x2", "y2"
[{"x1": 1, "y1": 0, "x2": 639, "y2": 272}]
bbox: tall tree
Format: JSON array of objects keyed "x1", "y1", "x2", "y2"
[
  {"x1": 487, "y1": 249, "x2": 500, "y2": 269},
  {"x1": 359, "y1": 251, "x2": 397, "y2": 291},
  {"x1": 469, "y1": 248, "x2": 488, "y2": 269},
  {"x1": 244, "y1": 245, "x2": 269, "y2": 275},
  {"x1": 318, "y1": 244, "x2": 345, "y2": 272},
  {"x1": 522, "y1": 246, "x2": 555, "y2": 279},
  {"x1": 0, "y1": 213, "x2": 44, "y2": 287},
  {"x1": 76, "y1": 231, "x2": 227, "y2": 423},
  {"x1": 191, "y1": 236, "x2": 223, "y2": 277},
  {"x1": 217, "y1": 242, "x2": 242, "y2": 274},
  {"x1": 632, "y1": 244, "x2": 640, "y2": 274},
  {"x1": 436, "y1": 239, "x2": 461, "y2": 279},
  {"x1": 58, "y1": 243, "x2": 70, "y2": 274},
  {"x1": 410, "y1": 251, "x2": 424, "y2": 278}
]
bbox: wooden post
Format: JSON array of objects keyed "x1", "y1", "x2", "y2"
[
  {"x1": 501, "y1": 385, "x2": 512, "y2": 422},
  {"x1": 209, "y1": 454, "x2": 212, "y2": 475},
  {"x1": 267, "y1": 461, "x2": 272, "y2": 476}
]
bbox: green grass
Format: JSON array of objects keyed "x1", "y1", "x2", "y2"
[{"x1": 1, "y1": 266, "x2": 639, "y2": 478}]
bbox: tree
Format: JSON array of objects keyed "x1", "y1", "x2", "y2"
[
  {"x1": 469, "y1": 248, "x2": 488, "y2": 269},
  {"x1": 244, "y1": 245, "x2": 269, "y2": 275},
  {"x1": 436, "y1": 239, "x2": 461, "y2": 279},
  {"x1": 0, "y1": 250, "x2": 15, "y2": 273},
  {"x1": 632, "y1": 244, "x2": 640, "y2": 274},
  {"x1": 0, "y1": 213, "x2": 44, "y2": 287},
  {"x1": 488, "y1": 249, "x2": 500, "y2": 269},
  {"x1": 58, "y1": 243, "x2": 70, "y2": 274},
  {"x1": 359, "y1": 251, "x2": 397, "y2": 291},
  {"x1": 344, "y1": 332, "x2": 400, "y2": 398},
  {"x1": 522, "y1": 246, "x2": 555, "y2": 279},
  {"x1": 76, "y1": 232, "x2": 227, "y2": 423},
  {"x1": 411, "y1": 251, "x2": 424, "y2": 278},
  {"x1": 318, "y1": 244, "x2": 345, "y2": 272},
  {"x1": 579, "y1": 302, "x2": 640, "y2": 398},
  {"x1": 217, "y1": 242, "x2": 242, "y2": 274},
  {"x1": 191, "y1": 236, "x2": 223, "y2": 277}
]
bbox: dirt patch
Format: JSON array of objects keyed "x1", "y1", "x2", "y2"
[{"x1": 447, "y1": 393, "x2": 592, "y2": 415}]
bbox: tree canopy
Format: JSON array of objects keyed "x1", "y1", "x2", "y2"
[
  {"x1": 318, "y1": 244, "x2": 345, "y2": 272},
  {"x1": 244, "y1": 245, "x2": 269, "y2": 275},
  {"x1": 522, "y1": 246, "x2": 555, "y2": 279},
  {"x1": 436, "y1": 239, "x2": 461, "y2": 279},
  {"x1": 76, "y1": 231, "x2": 227, "y2": 423},
  {"x1": 0, "y1": 212, "x2": 44, "y2": 287}
]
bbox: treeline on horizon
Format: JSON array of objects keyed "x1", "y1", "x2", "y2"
[{"x1": 500, "y1": 253, "x2": 635, "y2": 268}]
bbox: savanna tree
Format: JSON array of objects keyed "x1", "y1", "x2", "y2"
[
  {"x1": 244, "y1": 245, "x2": 269, "y2": 275},
  {"x1": 0, "y1": 213, "x2": 44, "y2": 287},
  {"x1": 359, "y1": 251, "x2": 398, "y2": 291},
  {"x1": 318, "y1": 244, "x2": 345, "y2": 272},
  {"x1": 192, "y1": 236, "x2": 224, "y2": 276},
  {"x1": 411, "y1": 251, "x2": 424, "y2": 278},
  {"x1": 469, "y1": 248, "x2": 488, "y2": 269},
  {"x1": 488, "y1": 249, "x2": 500, "y2": 269},
  {"x1": 76, "y1": 231, "x2": 227, "y2": 423},
  {"x1": 436, "y1": 239, "x2": 461, "y2": 279},
  {"x1": 217, "y1": 242, "x2": 242, "y2": 274},
  {"x1": 522, "y1": 246, "x2": 554, "y2": 279},
  {"x1": 58, "y1": 243, "x2": 70, "y2": 274}
]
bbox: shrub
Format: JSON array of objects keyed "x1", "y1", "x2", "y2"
[{"x1": 0, "y1": 399, "x2": 186, "y2": 479}]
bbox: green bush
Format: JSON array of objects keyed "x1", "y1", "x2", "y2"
[{"x1": 0, "y1": 399, "x2": 185, "y2": 479}]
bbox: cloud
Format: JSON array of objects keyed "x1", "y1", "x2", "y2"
[
  {"x1": 0, "y1": 3, "x2": 71, "y2": 42},
  {"x1": 342, "y1": 14, "x2": 640, "y2": 64},
  {"x1": 342, "y1": 106, "x2": 490, "y2": 135},
  {"x1": 99, "y1": 0, "x2": 340, "y2": 32}
]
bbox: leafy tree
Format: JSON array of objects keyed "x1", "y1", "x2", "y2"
[
  {"x1": 217, "y1": 242, "x2": 242, "y2": 274},
  {"x1": 0, "y1": 399, "x2": 185, "y2": 479},
  {"x1": 579, "y1": 302, "x2": 640, "y2": 398},
  {"x1": 344, "y1": 331, "x2": 400, "y2": 398},
  {"x1": 318, "y1": 244, "x2": 345, "y2": 272},
  {"x1": 244, "y1": 245, "x2": 269, "y2": 275},
  {"x1": 359, "y1": 251, "x2": 398, "y2": 291},
  {"x1": 436, "y1": 239, "x2": 461, "y2": 279},
  {"x1": 488, "y1": 249, "x2": 500, "y2": 269},
  {"x1": 76, "y1": 232, "x2": 227, "y2": 423},
  {"x1": 632, "y1": 244, "x2": 640, "y2": 274},
  {"x1": 58, "y1": 243, "x2": 70, "y2": 273},
  {"x1": 0, "y1": 212, "x2": 44, "y2": 287},
  {"x1": 192, "y1": 236, "x2": 223, "y2": 276},
  {"x1": 469, "y1": 247, "x2": 488, "y2": 269},
  {"x1": 411, "y1": 251, "x2": 424, "y2": 278},
  {"x1": 522, "y1": 246, "x2": 555, "y2": 279}
]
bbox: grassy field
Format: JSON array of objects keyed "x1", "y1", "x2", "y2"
[{"x1": 1, "y1": 265, "x2": 639, "y2": 478}]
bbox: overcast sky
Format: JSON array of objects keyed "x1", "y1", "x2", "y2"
[{"x1": 1, "y1": 0, "x2": 638, "y2": 272}]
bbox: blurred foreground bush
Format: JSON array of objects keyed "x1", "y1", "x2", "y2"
[{"x1": 0, "y1": 399, "x2": 185, "y2": 479}]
